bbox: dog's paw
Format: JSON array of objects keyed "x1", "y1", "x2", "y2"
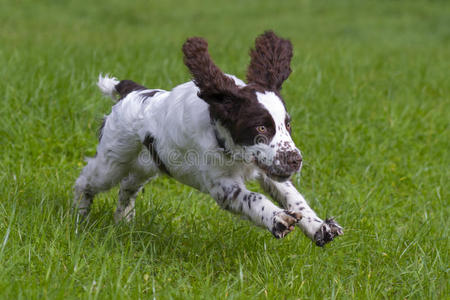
[
  {"x1": 314, "y1": 218, "x2": 343, "y2": 247},
  {"x1": 114, "y1": 209, "x2": 136, "y2": 224},
  {"x1": 271, "y1": 210, "x2": 302, "y2": 239},
  {"x1": 71, "y1": 206, "x2": 90, "y2": 224}
]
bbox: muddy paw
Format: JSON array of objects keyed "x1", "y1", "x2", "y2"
[
  {"x1": 271, "y1": 210, "x2": 302, "y2": 239},
  {"x1": 314, "y1": 217, "x2": 343, "y2": 247}
]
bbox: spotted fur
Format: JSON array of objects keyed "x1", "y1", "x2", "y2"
[{"x1": 73, "y1": 31, "x2": 343, "y2": 246}]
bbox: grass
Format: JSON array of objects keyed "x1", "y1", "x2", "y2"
[{"x1": 0, "y1": 0, "x2": 449, "y2": 298}]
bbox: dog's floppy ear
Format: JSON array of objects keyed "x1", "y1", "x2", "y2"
[
  {"x1": 182, "y1": 37, "x2": 240, "y2": 104},
  {"x1": 246, "y1": 31, "x2": 293, "y2": 92}
]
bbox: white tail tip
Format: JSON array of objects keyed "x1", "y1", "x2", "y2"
[{"x1": 97, "y1": 74, "x2": 120, "y2": 100}]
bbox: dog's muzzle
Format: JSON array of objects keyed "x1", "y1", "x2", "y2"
[
  {"x1": 257, "y1": 150, "x2": 302, "y2": 182},
  {"x1": 285, "y1": 150, "x2": 302, "y2": 171}
]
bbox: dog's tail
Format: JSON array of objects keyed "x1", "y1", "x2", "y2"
[{"x1": 97, "y1": 74, "x2": 120, "y2": 101}]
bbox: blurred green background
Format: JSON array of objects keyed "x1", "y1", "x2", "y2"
[{"x1": 0, "y1": 0, "x2": 448, "y2": 299}]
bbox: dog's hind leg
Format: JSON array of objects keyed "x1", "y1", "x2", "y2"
[
  {"x1": 114, "y1": 175, "x2": 141, "y2": 223},
  {"x1": 73, "y1": 152, "x2": 130, "y2": 221},
  {"x1": 114, "y1": 148, "x2": 160, "y2": 223},
  {"x1": 114, "y1": 172, "x2": 155, "y2": 223}
]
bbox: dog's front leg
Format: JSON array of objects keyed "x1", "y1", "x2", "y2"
[
  {"x1": 209, "y1": 179, "x2": 302, "y2": 238},
  {"x1": 259, "y1": 175, "x2": 343, "y2": 246}
]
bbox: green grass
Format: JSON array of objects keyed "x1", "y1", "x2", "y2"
[{"x1": 0, "y1": 0, "x2": 449, "y2": 298}]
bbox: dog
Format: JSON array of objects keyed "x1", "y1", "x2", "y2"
[{"x1": 73, "y1": 31, "x2": 343, "y2": 246}]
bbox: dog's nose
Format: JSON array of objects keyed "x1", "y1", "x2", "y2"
[{"x1": 287, "y1": 151, "x2": 302, "y2": 171}]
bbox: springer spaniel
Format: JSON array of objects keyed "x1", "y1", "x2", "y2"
[{"x1": 73, "y1": 31, "x2": 343, "y2": 246}]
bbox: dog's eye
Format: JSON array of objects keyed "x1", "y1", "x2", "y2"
[
  {"x1": 256, "y1": 126, "x2": 267, "y2": 133},
  {"x1": 286, "y1": 122, "x2": 291, "y2": 131}
]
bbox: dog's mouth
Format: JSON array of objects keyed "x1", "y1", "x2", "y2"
[
  {"x1": 254, "y1": 159, "x2": 293, "y2": 182},
  {"x1": 267, "y1": 173, "x2": 291, "y2": 182}
]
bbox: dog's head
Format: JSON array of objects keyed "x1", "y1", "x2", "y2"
[{"x1": 183, "y1": 31, "x2": 302, "y2": 181}]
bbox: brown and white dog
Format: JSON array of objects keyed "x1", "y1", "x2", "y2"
[{"x1": 73, "y1": 31, "x2": 343, "y2": 246}]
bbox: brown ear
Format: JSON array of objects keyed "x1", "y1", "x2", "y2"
[
  {"x1": 182, "y1": 37, "x2": 239, "y2": 103},
  {"x1": 246, "y1": 31, "x2": 293, "y2": 91}
]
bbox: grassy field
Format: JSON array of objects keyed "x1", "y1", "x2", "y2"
[{"x1": 0, "y1": 0, "x2": 449, "y2": 298}]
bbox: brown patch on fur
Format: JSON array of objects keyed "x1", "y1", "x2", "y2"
[
  {"x1": 115, "y1": 80, "x2": 148, "y2": 100},
  {"x1": 230, "y1": 88, "x2": 276, "y2": 145},
  {"x1": 182, "y1": 37, "x2": 277, "y2": 146},
  {"x1": 143, "y1": 134, "x2": 171, "y2": 176},
  {"x1": 182, "y1": 37, "x2": 241, "y2": 102},
  {"x1": 246, "y1": 31, "x2": 293, "y2": 92},
  {"x1": 142, "y1": 90, "x2": 160, "y2": 98}
]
